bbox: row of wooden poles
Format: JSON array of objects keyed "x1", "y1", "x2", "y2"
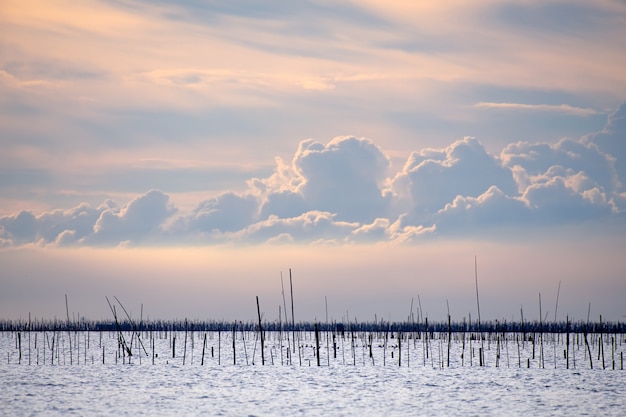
[
  {"x1": 2, "y1": 270, "x2": 624, "y2": 369},
  {"x1": 4, "y1": 325, "x2": 625, "y2": 370},
  {"x1": 2, "y1": 298, "x2": 625, "y2": 369}
]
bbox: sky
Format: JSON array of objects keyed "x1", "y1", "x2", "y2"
[{"x1": 1, "y1": 0, "x2": 625, "y2": 323}]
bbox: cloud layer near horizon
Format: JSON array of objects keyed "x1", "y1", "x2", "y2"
[{"x1": 2, "y1": 104, "x2": 625, "y2": 247}]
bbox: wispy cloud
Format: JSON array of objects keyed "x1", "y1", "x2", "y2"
[{"x1": 474, "y1": 102, "x2": 601, "y2": 116}]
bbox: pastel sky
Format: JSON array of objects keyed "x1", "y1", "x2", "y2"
[{"x1": 1, "y1": 0, "x2": 625, "y2": 322}]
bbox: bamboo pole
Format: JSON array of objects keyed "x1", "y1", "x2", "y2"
[
  {"x1": 539, "y1": 293, "x2": 544, "y2": 368},
  {"x1": 474, "y1": 257, "x2": 484, "y2": 366},
  {"x1": 257, "y1": 296, "x2": 265, "y2": 365},
  {"x1": 398, "y1": 330, "x2": 402, "y2": 367},
  {"x1": 28, "y1": 313, "x2": 31, "y2": 366},
  {"x1": 314, "y1": 323, "x2": 320, "y2": 367},
  {"x1": 325, "y1": 297, "x2": 330, "y2": 366},
  {"x1": 183, "y1": 320, "x2": 189, "y2": 365},
  {"x1": 241, "y1": 322, "x2": 249, "y2": 365},
  {"x1": 201, "y1": 333, "x2": 206, "y2": 366},
  {"x1": 280, "y1": 272, "x2": 291, "y2": 365},
  {"x1": 289, "y1": 269, "x2": 296, "y2": 359},
  {"x1": 600, "y1": 315, "x2": 605, "y2": 369},
  {"x1": 447, "y1": 313, "x2": 451, "y2": 367},
  {"x1": 65, "y1": 294, "x2": 72, "y2": 365},
  {"x1": 566, "y1": 316, "x2": 570, "y2": 369}
]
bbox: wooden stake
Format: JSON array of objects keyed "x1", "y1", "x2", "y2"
[
  {"x1": 314, "y1": 323, "x2": 320, "y2": 366},
  {"x1": 201, "y1": 332, "x2": 206, "y2": 366},
  {"x1": 289, "y1": 269, "x2": 296, "y2": 361},
  {"x1": 280, "y1": 272, "x2": 291, "y2": 365},
  {"x1": 257, "y1": 296, "x2": 265, "y2": 365},
  {"x1": 447, "y1": 313, "x2": 451, "y2": 367},
  {"x1": 539, "y1": 292, "x2": 544, "y2": 368},
  {"x1": 566, "y1": 315, "x2": 570, "y2": 369},
  {"x1": 183, "y1": 319, "x2": 188, "y2": 365},
  {"x1": 474, "y1": 257, "x2": 484, "y2": 366}
]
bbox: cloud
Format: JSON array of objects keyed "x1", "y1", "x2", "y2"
[
  {"x1": 501, "y1": 137, "x2": 618, "y2": 194},
  {"x1": 500, "y1": 106, "x2": 626, "y2": 215},
  {"x1": 0, "y1": 211, "x2": 38, "y2": 245},
  {"x1": 291, "y1": 136, "x2": 392, "y2": 223},
  {"x1": 38, "y1": 203, "x2": 112, "y2": 246},
  {"x1": 259, "y1": 190, "x2": 308, "y2": 220},
  {"x1": 350, "y1": 217, "x2": 436, "y2": 244},
  {"x1": 520, "y1": 168, "x2": 615, "y2": 220},
  {"x1": 232, "y1": 211, "x2": 358, "y2": 244},
  {"x1": 186, "y1": 192, "x2": 259, "y2": 234},
  {"x1": 253, "y1": 136, "x2": 393, "y2": 224},
  {"x1": 587, "y1": 103, "x2": 626, "y2": 191},
  {"x1": 391, "y1": 137, "x2": 518, "y2": 225},
  {"x1": 0, "y1": 200, "x2": 115, "y2": 246},
  {"x1": 433, "y1": 186, "x2": 530, "y2": 234},
  {"x1": 474, "y1": 102, "x2": 601, "y2": 116},
  {"x1": 84, "y1": 190, "x2": 176, "y2": 246},
  {"x1": 2, "y1": 106, "x2": 626, "y2": 249}
]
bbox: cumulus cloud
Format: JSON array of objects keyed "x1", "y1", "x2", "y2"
[
  {"x1": 253, "y1": 136, "x2": 392, "y2": 224},
  {"x1": 520, "y1": 171, "x2": 614, "y2": 221},
  {"x1": 84, "y1": 190, "x2": 177, "y2": 246},
  {"x1": 259, "y1": 190, "x2": 308, "y2": 220},
  {"x1": 433, "y1": 186, "x2": 530, "y2": 234},
  {"x1": 187, "y1": 192, "x2": 259, "y2": 234},
  {"x1": 501, "y1": 137, "x2": 618, "y2": 194},
  {"x1": 586, "y1": 103, "x2": 626, "y2": 191},
  {"x1": 0, "y1": 202, "x2": 116, "y2": 247},
  {"x1": 0, "y1": 211, "x2": 38, "y2": 245},
  {"x1": 232, "y1": 211, "x2": 358, "y2": 244},
  {"x1": 40, "y1": 203, "x2": 113, "y2": 246},
  {"x1": 391, "y1": 137, "x2": 518, "y2": 225},
  {"x1": 292, "y1": 136, "x2": 392, "y2": 223},
  {"x1": 1, "y1": 107, "x2": 626, "y2": 248},
  {"x1": 0, "y1": 190, "x2": 175, "y2": 247}
]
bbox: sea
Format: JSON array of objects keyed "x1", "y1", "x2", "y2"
[{"x1": 1, "y1": 330, "x2": 624, "y2": 416}]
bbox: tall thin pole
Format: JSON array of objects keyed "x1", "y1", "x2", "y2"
[
  {"x1": 474, "y1": 256, "x2": 481, "y2": 326},
  {"x1": 257, "y1": 296, "x2": 265, "y2": 365},
  {"x1": 474, "y1": 256, "x2": 484, "y2": 366},
  {"x1": 314, "y1": 323, "x2": 320, "y2": 366},
  {"x1": 539, "y1": 292, "x2": 544, "y2": 368},
  {"x1": 65, "y1": 294, "x2": 72, "y2": 365},
  {"x1": 325, "y1": 296, "x2": 330, "y2": 366},
  {"x1": 280, "y1": 272, "x2": 291, "y2": 364},
  {"x1": 554, "y1": 280, "x2": 561, "y2": 322},
  {"x1": 290, "y1": 269, "x2": 296, "y2": 357}
]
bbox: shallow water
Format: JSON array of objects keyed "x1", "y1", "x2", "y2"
[{"x1": 2, "y1": 331, "x2": 624, "y2": 416}]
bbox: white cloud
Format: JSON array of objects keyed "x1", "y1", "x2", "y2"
[
  {"x1": 501, "y1": 138, "x2": 618, "y2": 192},
  {"x1": 520, "y1": 174, "x2": 614, "y2": 221},
  {"x1": 259, "y1": 191, "x2": 307, "y2": 220},
  {"x1": 187, "y1": 192, "x2": 259, "y2": 234},
  {"x1": 1, "y1": 108, "x2": 626, "y2": 248},
  {"x1": 391, "y1": 137, "x2": 518, "y2": 225},
  {"x1": 587, "y1": 103, "x2": 626, "y2": 191},
  {"x1": 84, "y1": 190, "x2": 176, "y2": 246},
  {"x1": 232, "y1": 211, "x2": 358, "y2": 244},
  {"x1": 350, "y1": 218, "x2": 392, "y2": 242},
  {"x1": 0, "y1": 211, "x2": 38, "y2": 245},
  {"x1": 292, "y1": 136, "x2": 392, "y2": 223},
  {"x1": 434, "y1": 186, "x2": 530, "y2": 234}
]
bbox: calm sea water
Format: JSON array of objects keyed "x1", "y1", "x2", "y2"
[{"x1": 1, "y1": 331, "x2": 624, "y2": 416}]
